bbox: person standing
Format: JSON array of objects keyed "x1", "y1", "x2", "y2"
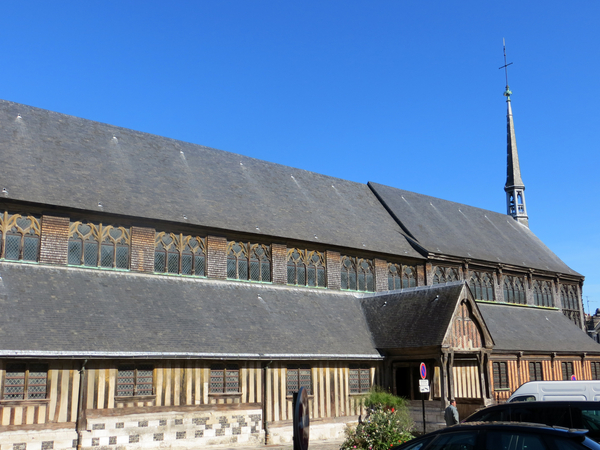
[{"x1": 444, "y1": 398, "x2": 459, "y2": 426}]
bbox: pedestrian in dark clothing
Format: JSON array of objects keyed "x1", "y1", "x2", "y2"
[{"x1": 444, "y1": 398, "x2": 459, "y2": 426}]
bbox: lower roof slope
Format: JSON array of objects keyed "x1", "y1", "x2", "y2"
[
  {"x1": 478, "y1": 302, "x2": 599, "y2": 353},
  {"x1": 0, "y1": 100, "x2": 421, "y2": 259},
  {"x1": 0, "y1": 262, "x2": 380, "y2": 359},
  {"x1": 369, "y1": 182, "x2": 579, "y2": 276},
  {"x1": 361, "y1": 282, "x2": 466, "y2": 350}
]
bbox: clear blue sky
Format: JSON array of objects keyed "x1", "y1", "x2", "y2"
[{"x1": 2, "y1": 1, "x2": 598, "y2": 311}]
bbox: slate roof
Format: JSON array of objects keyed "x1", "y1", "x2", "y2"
[
  {"x1": 478, "y1": 302, "x2": 600, "y2": 353},
  {"x1": 0, "y1": 262, "x2": 380, "y2": 359},
  {"x1": 0, "y1": 99, "x2": 421, "y2": 259},
  {"x1": 369, "y1": 182, "x2": 579, "y2": 276},
  {"x1": 360, "y1": 282, "x2": 466, "y2": 349}
]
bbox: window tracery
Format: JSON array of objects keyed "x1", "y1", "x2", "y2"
[
  {"x1": 560, "y1": 284, "x2": 581, "y2": 327},
  {"x1": 533, "y1": 280, "x2": 553, "y2": 307},
  {"x1": 469, "y1": 271, "x2": 495, "y2": 301},
  {"x1": 503, "y1": 275, "x2": 526, "y2": 304},
  {"x1": 432, "y1": 266, "x2": 459, "y2": 285},
  {"x1": 388, "y1": 263, "x2": 416, "y2": 290},
  {"x1": 68, "y1": 222, "x2": 130, "y2": 269},
  {"x1": 340, "y1": 256, "x2": 374, "y2": 292},
  {"x1": 227, "y1": 241, "x2": 271, "y2": 282},
  {"x1": 154, "y1": 232, "x2": 206, "y2": 276},
  {"x1": 0, "y1": 211, "x2": 41, "y2": 262},
  {"x1": 287, "y1": 248, "x2": 326, "y2": 287}
]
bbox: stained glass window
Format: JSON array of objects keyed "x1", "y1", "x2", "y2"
[
  {"x1": 349, "y1": 365, "x2": 371, "y2": 394},
  {"x1": 3, "y1": 363, "x2": 48, "y2": 400},
  {"x1": 341, "y1": 256, "x2": 374, "y2": 292},
  {"x1": 469, "y1": 271, "x2": 495, "y2": 301},
  {"x1": 287, "y1": 365, "x2": 312, "y2": 396},
  {"x1": 154, "y1": 232, "x2": 206, "y2": 276},
  {"x1": 227, "y1": 241, "x2": 271, "y2": 282},
  {"x1": 503, "y1": 275, "x2": 526, "y2": 304},
  {"x1": 533, "y1": 280, "x2": 553, "y2": 307},
  {"x1": 560, "y1": 285, "x2": 581, "y2": 327},
  {"x1": 388, "y1": 263, "x2": 416, "y2": 290},
  {"x1": 287, "y1": 249, "x2": 326, "y2": 287},
  {"x1": 0, "y1": 212, "x2": 41, "y2": 262},
  {"x1": 69, "y1": 222, "x2": 130, "y2": 269},
  {"x1": 432, "y1": 266, "x2": 459, "y2": 285},
  {"x1": 116, "y1": 365, "x2": 154, "y2": 397},
  {"x1": 210, "y1": 365, "x2": 239, "y2": 393}
]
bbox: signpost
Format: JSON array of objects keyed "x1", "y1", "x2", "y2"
[
  {"x1": 419, "y1": 363, "x2": 428, "y2": 434},
  {"x1": 571, "y1": 375, "x2": 577, "y2": 381},
  {"x1": 293, "y1": 387, "x2": 310, "y2": 450}
]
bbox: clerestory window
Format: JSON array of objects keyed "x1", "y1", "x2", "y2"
[
  {"x1": 533, "y1": 280, "x2": 554, "y2": 307},
  {"x1": 469, "y1": 271, "x2": 495, "y2": 301},
  {"x1": 432, "y1": 266, "x2": 459, "y2": 285},
  {"x1": 227, "y1": 241, "x2": 271, "y2": 282},
  {"x1": 503, "y1": 275, "x2": 526, "y2": 304},
  {"x1": 287, "y1": 248, "x2": 326, "y2": 287},
  {"x1": 154, "y1": 232, "x2": 206, "y2": 276},
  {"x1": 0, "y1": 212, "x2": 41, "y2": 262},
  {"x1": 68, "y1": 222, "x2": 130, "y2": 269},
  {"x1": 388, "y1": 263, "x2": 416, "y2": 290},
  {"x1": 341, "y1": 256, "x2": 374, "y2": 292}
]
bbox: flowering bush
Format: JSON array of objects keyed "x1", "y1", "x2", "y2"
[{"x1": 340, "y1": 388, "x2": 414, "y2": 450}]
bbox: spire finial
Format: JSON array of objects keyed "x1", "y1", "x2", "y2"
[{"x1": 500, "y1": 38, "x2": 513, "y2": 99}]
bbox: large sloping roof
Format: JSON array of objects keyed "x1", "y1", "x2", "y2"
[
  {"x1": 478, "y1": 302, "x2": 600, "y2": 353},
  {"x1": 0, "y1": 262, "x2": 380, "y2": 359},
  {"x1": 360, "y1": 282, "x2": 466, "y2": 349},
  {"x1": 369, "y1": 182, "x2": 579, "y2": 276},
  {"x1": 0, "y1": 99, "x2": 421, "y2": 259}
]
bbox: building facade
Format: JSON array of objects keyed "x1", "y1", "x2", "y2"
[{"x1": 0, "y1": 95, "x2": 597, "y2": 450}]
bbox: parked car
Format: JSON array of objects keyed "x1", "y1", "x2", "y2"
[
  {"x1": 508, "y1": 381, "x2": 600, "y2": 402},
  {"x1": 392, "y1": 422, "x2": 600, "y2": 450},
  {"x1": 464, "y1": 401, "x2": 600, "y2": 442}
]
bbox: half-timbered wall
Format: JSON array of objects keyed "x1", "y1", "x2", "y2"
[
  {"x1": 445, "y1": 302, "x2": 483, "y2": 350},
  {"x1": 489, "y1": 357, "x2": 600, "y2": 402},
  {"x1": 0, "y1": 360, "x2": 80, "y2": 427}
]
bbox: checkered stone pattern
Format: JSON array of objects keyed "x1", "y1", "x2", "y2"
[{"x1": 79, "y1": 408, "x2": 263, "y2": 448}]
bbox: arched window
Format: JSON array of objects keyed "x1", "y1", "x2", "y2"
[
  {"x1": 341, "y1": 256, "x2": 374, "y2": 292},
  {"x1": 287, "y1": 249, "x2": 326, "y2": 287},
  {"x1": 68, "y1": 222, "x2": 130, "y2": 269},
  {"x1": 388, "y1": 263, "x2": 416, "y2": 290},
  {"x1": 227, "y1": 241, "x2": 271, "y2": 282},
  {"x1": 503, "y1": 275, "x2": 526, "y2": 304},
  {"x1": 533, "y1": 280, "x2": 553, "y2": 307},
  {"x1": 154, "y1": 232, "x2": 206, "y2": 276},
  {"x1": 560, "y1": 285, "x2": 580, "y2": 327},
  {"x1": 0, "y1": 212, "x2": 41, "y2": 262},
  {"x1": 469, "y1": 271, "x2": 494, "y2": 301},
  {"x1": 432, "y1": 266, "x2": 459, "y2": 285}
]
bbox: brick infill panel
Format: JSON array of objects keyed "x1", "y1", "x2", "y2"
[
  {"x1": 374, "y1": 258, "x2": 388, "y2": 292},
  {"x1": 271, "y1": 244, "x2": 287, "y2": 285},
  {"x1": 130, "y1": 226, "x2": 156, "y2": 272},
  {"x1": 326, "y1": 250, "x2": 341, "y2": 290},
  {"x1": 39, "y1": 215, "x2": 70, "y2": 265},
  {"x1": 207, "y1": 236, "x2": 227, "y2": 279}
]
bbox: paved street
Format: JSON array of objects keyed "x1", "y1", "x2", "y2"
[{"x1": 211, "y1": 438, "x2": 344, "y2": 450}]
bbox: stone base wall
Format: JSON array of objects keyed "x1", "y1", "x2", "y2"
[
  {"x1": 266, "y1": 416, "x2": 358, "y2": 445},
  {"x1": 81, "y1": 407, "x2": 263, "y2": 449},
  {"x1": 0, "y1": 426, "x2": 77, "y2": 450}
]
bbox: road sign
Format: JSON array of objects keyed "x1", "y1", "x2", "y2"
[
  {"x1": 419, "y1": 379, "x2": 430, "y2": 393},
  {"x1": 571, "y1": 375, "x2": 577, "y2": 381},
  {"x1": 420, "y1": 363, "x2": 427, "y2": 379}
]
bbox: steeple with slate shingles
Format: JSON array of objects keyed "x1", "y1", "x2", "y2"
[{"x1": 501, "y1": 42, "x2": 528, "y2": 227}]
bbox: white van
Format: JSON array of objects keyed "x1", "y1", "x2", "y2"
[{"x1": 508, "y1": 380, "x2": 600, "y2": 402}]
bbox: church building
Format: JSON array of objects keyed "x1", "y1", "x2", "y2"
[{"x1": 0, "y1": 86, "x2": 597, "y2": 449}]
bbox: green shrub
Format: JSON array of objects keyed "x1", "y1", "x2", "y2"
[{"x1": 341, "y1": 387, "x2": 414, "y2": 450}]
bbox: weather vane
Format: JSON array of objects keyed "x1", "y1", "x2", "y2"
[{"x1": 499, "y1": 38, "x2": 513, "y2": 98}]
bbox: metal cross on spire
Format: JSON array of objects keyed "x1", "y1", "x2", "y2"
[{"x1": 499, "y1": 38, "x2": 513, "y2": 98}]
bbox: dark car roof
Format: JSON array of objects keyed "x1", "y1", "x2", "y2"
[
  {"x1": 394, "y1": 421, "x2": 592, "y2": 450},
  {"x1": 465, "y1": 401, "x2": 600, "y2": 421}
]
